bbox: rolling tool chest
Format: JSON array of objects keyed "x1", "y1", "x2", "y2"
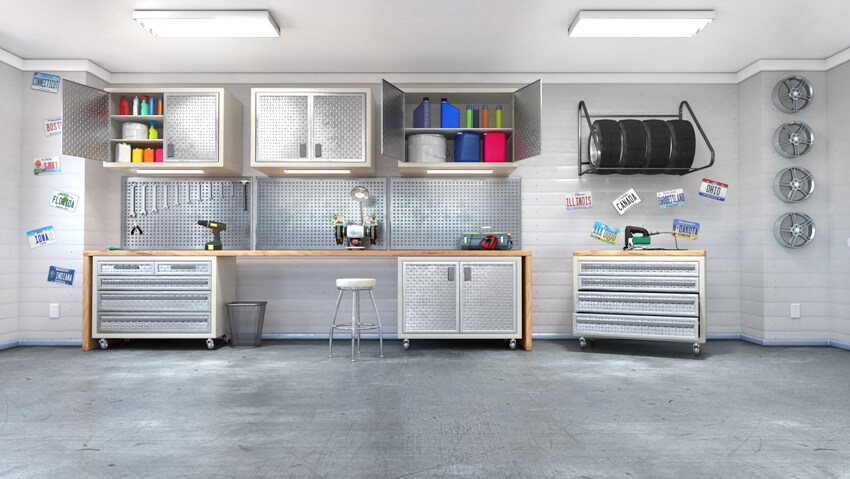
[
  {"x1": 572, "y1": 251, "x2": 706, "y2": 355},
  {"x1": 92, "y1": 256, "x2": 236, "y2": 349}
]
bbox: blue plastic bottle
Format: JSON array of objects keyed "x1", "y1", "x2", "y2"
[
  {"x1": 413, "y1": 97, "x2": 431, "y2": 128},
  {"x1": 473, "y1": 105, "x2": 480, "y2": 128},
  {"x1": 440, "y1": 98, "x2": 460, "y2": 128}
]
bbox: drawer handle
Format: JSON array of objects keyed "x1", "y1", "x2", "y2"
[
  {"x1": 463, "y1": 266, "x2": 472, "y2": 281},
  {"x1": 167, "y1": 265, "x2": 198, "y2": 270},
  {"x1": 112, "y1": 264, "x2": 141, "y2": 270},
  {"x1": 448, "y1": 266, "x2": 455, "y2": 282}
]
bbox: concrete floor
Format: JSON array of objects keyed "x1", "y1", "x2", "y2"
[{"x1": 1, "y1": 339, "x2": 848, "y2": 478}]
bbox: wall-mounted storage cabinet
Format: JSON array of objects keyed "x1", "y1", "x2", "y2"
[
  {"x1": 62, "y1": 81, "x2": 242, "y2": 175},
  {"x1": 398, "y1": 257, "x2": 522, "y2": 349},
  {"x1": 250, "y1": 88, "x2": 374, "y2": 175},
  {"x1": 381, "y1": 80, "x2": 542, "y2": 176}
]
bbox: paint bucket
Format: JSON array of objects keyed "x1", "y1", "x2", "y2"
[{"x1": 407, "y1": 134, "x2": 448, "y2": 162}]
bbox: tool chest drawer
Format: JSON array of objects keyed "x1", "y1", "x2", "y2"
[
  {"x1": 576, "y1": 275, "x2": 699, "y2": 293},
  {"x1": 576, "y1": 260, "x2": 699, "y2": 277},
  {"x1": 98, "y1": 292, "x2": 212, "y2": 312},
  {"x1": 98, "y1": 312, "x2": 212, "y2": 334},
  {"x1": 573, "y1": 313, "x2": 699, "y2": 341},
  {"x1": 98, "y1": 276, "x2": 213, "y2": 291},
  {"x1": 575, "y1": 291, "x2": 699, "y2": 317}
]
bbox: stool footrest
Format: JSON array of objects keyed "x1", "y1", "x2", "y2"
[{"x1": 332, "y1": 322, "x2": 380, "y2": 332}]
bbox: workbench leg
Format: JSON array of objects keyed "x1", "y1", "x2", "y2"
[
  {"x1": 82, "y1": 256, "x2": 96, "y2": 351},
  {"x1": 519, "y1": 256, "x2": 533, "y2": 351}
]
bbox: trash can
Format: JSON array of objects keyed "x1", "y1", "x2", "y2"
[{"x1": 226, "y1": 301, "x2": 267, "y2": 347}]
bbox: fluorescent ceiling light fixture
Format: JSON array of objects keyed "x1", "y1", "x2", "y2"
[
  {"x1": 133, "y1": 10, "x2": 280, "y2": 38},
  {"x1": 283, "y1": 169, "x2": 351, "y2": 175},
  {"x1": 568, "y1": 10, "x2": 715, "y2": 38},
  {"x1": 135, "y1": 169, "x2": 206, "y2": 175},
  {"x1": 426, "y1": 169, "x2": 494, "y2": 175}
]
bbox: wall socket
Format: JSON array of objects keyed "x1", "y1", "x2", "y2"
[
  {"x1": 49, "y1": 303, "x2": 60, "y2": 319},
  {"x1": 790, "y1": 303, "x2": 801, "y2": 319}
]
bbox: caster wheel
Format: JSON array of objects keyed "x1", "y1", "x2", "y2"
[
  {"x1": 223, "y1": 334, "x2": 231, "y2": 344},
  {"x1": 693, "y1": 343, "x2": 701, "y2": 356},
  {"x1": 508, "y1": 339, "x2": 517, "y2": 350},
  {"x1": 402, "y1": 339, "x2": 410, "y2": 351},
  {"x1": 99, "y1": 338, "x2": 109, "y2": 350},
  {"x1": 206, "y1": 338, "x2": 215, "y2": 350},
  {"x1": 579, "y1": 337, "x2": 587, "y2": 349}
]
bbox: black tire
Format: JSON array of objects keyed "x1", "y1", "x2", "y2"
[
  {"x1": 642, "y1": 119, "x2": 671, "y2": 174},
  {"x1": 588, "y1": 119, "x2": 621, "y2": 174},
  {"x1": 618, "y1": 119, "x2": 647, "y2": 174},
  {"x1": 666, "y1": 120, "x2": 696, "y2": 175}
]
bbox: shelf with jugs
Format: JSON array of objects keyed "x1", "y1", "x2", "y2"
[{"x1": 110, "y1": 94, "x2": 164, "y2": 163}]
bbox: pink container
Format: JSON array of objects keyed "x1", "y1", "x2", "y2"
[
  {"x1": 483, "y1": 132, "x2": 507, "y2": 162},
  {"x1": 155, "y1": 148, "x2": 163, "y2": 162}
]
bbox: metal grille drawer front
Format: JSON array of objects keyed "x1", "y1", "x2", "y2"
[
  {"x1": 98, "y1": 276, "x2": 212, "y2": 291},
  {"x1": 575, "y1": 291, "x2": 699, "y2": 317},
  {"x1": 155, "y1": 262, "x2": 211, "y2": 275},
  {"x1": 98, "y1": 312, "x2": 211, "y2": 334},
  {"x1": 98, "y1": 292, "x2": 211, "y2": 312},
  {"x1": 402, "y1": 263, "x2": 459, "y2": 333},
  {"x1": 98, "y1": 262, "x2": 155, "y2": 275},
  {"x1": 577, "y1": 275, "x2": 699, "y2": 293},
  {"x1": 460, "y1": 263, "x2": 517, "y2": 333},
  {"x1": 577, "y1": 261, "x2": 699, "y2": 277},
  {"x1": 574, "y1": 313, "x2": 699, "y2": 341}
]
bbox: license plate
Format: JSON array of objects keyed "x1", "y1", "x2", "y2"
[
  {"x1": 657, "y1": 188, "x2": 685, "y2": 209},
  {"x1": 591, "y1": 221, "x2": 620, "y2": 245},
  {"x1": 672, "y1": 219, "x2": 700, "y2": 240},
  {"x1": 612, "y1": 188, "x2": 641, "y2": 215},
  {"x1": 699, "y1": 178, "x2": 728, "y2": 201},
  {"x1": 565, "y1": 192, "x2": 593, "y2": 210},
  {"x1": 27, "y1": 226, "x2": 56, "y2": 248}
]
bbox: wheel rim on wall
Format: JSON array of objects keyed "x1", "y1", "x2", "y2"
[
  {"x1": 773, "y1": 121, "x2": 815, "y2": 158},
  {"x1": 772, "y1": 75, "x2": 814, "y2": 113},
  {"x1": 774, "y1": 212, "x2": 816, "y2": 248},
  {"x1": 773, "y1": 166, "x2": 815, "y2": 202}
]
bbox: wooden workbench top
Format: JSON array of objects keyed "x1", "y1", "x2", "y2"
[
  {"x1": 573, "y1": 249, "x2": 705, "y2": 257},
  {"x1": 85, "y1": 249, "x2": 531, "y2": 257}
]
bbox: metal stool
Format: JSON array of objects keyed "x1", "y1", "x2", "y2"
[{"x1": 329, "y1": 278, "x2": 383, "y2": 361}]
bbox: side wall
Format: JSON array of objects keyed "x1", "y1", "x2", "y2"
[
  {"x1": 828, "y1": 62, "x2": 850, "y2": 345},
  {"x1": 0, "y1": 62, "x2": 22, "y2": 346}
]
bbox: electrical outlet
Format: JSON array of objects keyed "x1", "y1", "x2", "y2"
[
  {"x1": 49, "y1": 303, "x2": 60, "y2": 319},
  {"x1": 790, "y1": 303, "x2": 801, "y2": 319}
]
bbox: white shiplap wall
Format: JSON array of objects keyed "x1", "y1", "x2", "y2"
[
  {"x1": 17, "y1": 72, "x2": 89, "y2": 341},
  {"x1": 0, "y1": 62, "x2": 22, "y2": 345},
  {"x1": 828, "y1": 63, "x2": 850, "y2": 344}
]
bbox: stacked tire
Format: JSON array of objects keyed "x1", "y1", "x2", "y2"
[{"x1": 588, "y1": 118, "x2": 696, "y2": 175}]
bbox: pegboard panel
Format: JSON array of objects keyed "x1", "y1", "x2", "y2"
[
  {"x1": 256, "y1": 178, "x2": 387, "y2": 250},
  {"x1": 389, "y1": 178, "x2": 521, "y2": 250},
  {"x1": 164, "y1": 93, "x2": 218, "y2": 161},
  {"x1": 122, "y1": 177, "x2": 252, "y2": 250}
]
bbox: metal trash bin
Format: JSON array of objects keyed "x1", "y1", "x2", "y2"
[{"x1": 226, "y1": 301, "x2": 267, "y2": 347}]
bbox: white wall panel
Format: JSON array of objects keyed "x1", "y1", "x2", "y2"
[{"x1": 0, "y1": 62, "x2": 21, "y2": 341}]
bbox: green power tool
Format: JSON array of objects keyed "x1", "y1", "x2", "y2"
[{"x1": 197, "y1": 220, "x2": 226, "y2": 250}]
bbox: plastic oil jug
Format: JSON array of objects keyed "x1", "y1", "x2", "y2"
[
  {"x1": 440, "y1": 98, "x2": 460, "y2": 128},
  {"x1": 454, "y1": 132, "x2": 481, "y2": 162},
  {"x1": 413, "y1": 97, "x2": 431, "y2": 128}
]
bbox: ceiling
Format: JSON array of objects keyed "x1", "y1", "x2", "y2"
[{"x1": 1, "y1": 0, "x2": 850, "y2": 76}]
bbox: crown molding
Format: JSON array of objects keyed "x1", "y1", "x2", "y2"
[{"x1": 3, "y1": 45, "x2": 850, "y2": 86}]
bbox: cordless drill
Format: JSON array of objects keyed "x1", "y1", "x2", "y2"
[{"x1": 197, "y1": 220, "x2": 226, "y2": 250}]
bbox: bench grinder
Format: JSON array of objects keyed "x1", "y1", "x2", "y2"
[{"x1": 333, "y1": 186, "x2": 378, "y2": 249}]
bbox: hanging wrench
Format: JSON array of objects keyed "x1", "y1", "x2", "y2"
[
  {"x1": 139, "y1": 184, "x2": 147, "y2": 216},
  {"x1": 151, "y1": 184, "x2": 158, "y2": 214},
  {"x1": 128, "y1": 184, "x2": 136, "y2": 218},
  {"x1": 161, "y1": 183, "x2": 168, "y2": 210}
]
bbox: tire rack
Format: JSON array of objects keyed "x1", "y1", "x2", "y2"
[{"x1": 577, "y1": 100, "x2": 715, "y2": 176}]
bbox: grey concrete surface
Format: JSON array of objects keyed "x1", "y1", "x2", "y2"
[{"x1": 0, "y1": 339, "x2": 848, "y2": 478}]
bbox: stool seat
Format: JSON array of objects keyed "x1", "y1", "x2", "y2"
[{"x1": 336, "y1": 278, "x2": 377, "y2": 289}]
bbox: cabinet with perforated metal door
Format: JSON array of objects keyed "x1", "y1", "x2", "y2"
[
  {"x1": 61, "y1": 81, "x2": 242, "y2": 175},
  {"x1": 572, "y1": 251, "x2": 707, "y2": 355},
  {"x1": 251, "y1": 88, "x2": 373, "y2": 175},
  {"x1": 92, "y1": 256, "x2": 236, "y2": 349},
  {"x1": 398, "y1": 257, "x2": 522, "y2": 350}
]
